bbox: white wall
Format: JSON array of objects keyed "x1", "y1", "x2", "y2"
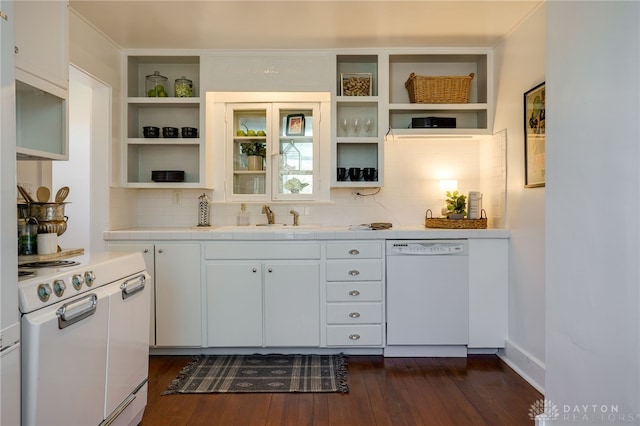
[
  {"x1": 52, "y1": 67, "x2": 111, "y2": 252},
  {"x1": 69, "y1": 12, "x2": 505, "y2": 231},
  {"x1": 69, "y1": 10, "x2": 138, "y2": 231},
  {"x1": 545, "y1": 2, "x2": 640, "y2": 422},
  {"x1": 126, "y1": 133, "x2": 500, "y2": 229},
  {"x1": 492, "y1": 5, "x2": 546, "y2": 392}
]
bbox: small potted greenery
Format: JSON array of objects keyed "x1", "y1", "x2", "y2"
[
  {"x1": 241, "y1": 142, "x2": 266, "y2": 170},
  {"x1": 445, "y1": 190, "x2": 467, "y2": 219}
]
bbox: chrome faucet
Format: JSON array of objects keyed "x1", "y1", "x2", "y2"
[
  {"x1": 290, "y1": 209, "x2": 299, "y2": 226},
  {"x1": 262, "y1": 205, "x2": 275, "y2": 224}
]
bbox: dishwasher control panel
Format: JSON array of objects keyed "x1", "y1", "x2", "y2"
[{"x1": 388, "y1": 240, "x2": 467, "y2": 255}]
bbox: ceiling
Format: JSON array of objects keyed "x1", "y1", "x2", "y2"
[{"x1": 69, "y1": 1, "x2": 543, "y2": 50}]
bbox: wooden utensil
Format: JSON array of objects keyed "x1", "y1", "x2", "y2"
[
  {"x1": 55, "y1": 186, "x2": 70, "y2": 203},
  {"x1": 36, "y1": 186, "x2": 50, "y2": 202},
  {"x1": 17, "y1": 185, "x2": 35, "y2": 203}
]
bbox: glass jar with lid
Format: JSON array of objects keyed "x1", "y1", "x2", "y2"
[
  {"x1": 145, "y1": 71, "x2": 168, "y2": 97},
  {"x1": 174, "y1": 76, "x2": 193, "y2": 97}
]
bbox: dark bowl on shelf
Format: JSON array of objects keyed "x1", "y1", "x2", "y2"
[
  {"x1": 181, "y1": 127, "x2": 198, "y2": 138},
  {"x1": 151, "y1": 170, "x2": 185, "y2": 183},
  {"x1": 143, "y1": 126, "x2": 160, "y2": 138},
  {"x1": 162, "y1": 127, "x2": 179, "y2": 138}
]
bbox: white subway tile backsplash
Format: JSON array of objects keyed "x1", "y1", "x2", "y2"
[{"x1": 113, "y1": 134, "x2": 506, "y2": 229}]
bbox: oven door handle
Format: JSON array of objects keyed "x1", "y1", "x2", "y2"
[
  {"x1": 56, "y1": 293, "x2": 98, "y2": 329},
  {"x1": 120, "y1": 274, "x2": 146, "y2": 300}
]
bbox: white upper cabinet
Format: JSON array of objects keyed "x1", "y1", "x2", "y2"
[
  {"x1": 14, "y1": 0, "x2": 69, "y2": 160},
  {"x1": 14, "y1": 0, "x2": 69, "y2": 90},
  {"x1": 208, "y1": 92, "x2": 331, "y2": 202}
]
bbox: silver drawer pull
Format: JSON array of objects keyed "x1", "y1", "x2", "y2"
[
  {"x1": 121, "y1": 274, "x2": 146, "y2": 300},
  {"x1": 348, "y1": 249, "x2": 360, "y2": 255},
  {"x1": 348, "y1": 290, "x2": 360, "y2": 296},
  {"x1": 348, "y1": 334, "x2": 361, "y2": 340},
  {"x1": 348, "y1": 270, "x2": 360, "y2": 276},
  {"x1": 349, "y1": 312, "x2": 360, "y2": 318},
  {"x1": 57, "y1": 293, "x2": 97, "y2": 329}
]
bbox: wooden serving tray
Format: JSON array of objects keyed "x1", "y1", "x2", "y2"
[{"x1": 18, "y1": 248, "x2": 85, "y2": 264}]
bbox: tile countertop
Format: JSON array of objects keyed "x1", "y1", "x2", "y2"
[{"x1": 103, "y1": 225, "x2": 510, "y2": 241}]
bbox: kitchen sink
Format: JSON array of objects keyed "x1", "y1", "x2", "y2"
[{"x1": 217, "y1": 224, "x2": 321, "y2": 230}]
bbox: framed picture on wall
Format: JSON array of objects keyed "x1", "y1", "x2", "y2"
[
  {"x1": 286, "y1": 114, "x2": 305, "y2": 136},
  {"x1": 524, "y1": 82, "x2": 546, "y2": 187}
]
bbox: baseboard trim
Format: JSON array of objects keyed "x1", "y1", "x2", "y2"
[{"x1": 497, "y1": 339, "x2": 545, "y2": 394}]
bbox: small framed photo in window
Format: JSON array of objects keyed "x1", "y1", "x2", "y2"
[{"x1": 286, "y1": 114, "x2": 305, "y2": 136}]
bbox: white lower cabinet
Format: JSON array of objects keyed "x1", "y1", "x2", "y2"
[
  {"x1": 107, "y1": 242, "x2": 202, "y2": 347},
  {"x1": 468, "y1": 239, "x2": 508, "y2": 348},
  {"x1": 325, "y1": 241, "x2": 385, "y2": 347},
  {"x1": 205, "y1": 242, "x2": 321, "y2": 347}
]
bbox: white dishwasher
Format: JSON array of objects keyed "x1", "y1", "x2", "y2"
[{"x1": 385, "y1": 240, "x2": 469, "y2": 357}]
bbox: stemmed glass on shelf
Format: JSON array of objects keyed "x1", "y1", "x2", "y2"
[
  {"x1": 364, "y1": 117, "x2": 374, "y2": 136},
  {"x1": 351, "y1": 117, "x2": 361, "y2": 136},
  {"x1": 341, "y1": 118, "x2": 349, "y2": 137}
]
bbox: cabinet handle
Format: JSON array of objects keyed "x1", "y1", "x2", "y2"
[
  {"x1": 252, "y1": 268, "x2": 257, "y2": 273},
  {"x1": 158, "y1": 249, "x2": 163, "y2": 254},
  {"x1": 348, "y1": 249, "x2": 360, "y2": 255},
  {"x1": 268, "y1": 268, "x2": 273, "y2": 273},
  {"x1": 348, "y1": 290, "x2": 360, "y2": 297},
  {"x1": 348, "y1": 334, "x2": 361, "y2": 340},
  {"x1": 348, "y1": 270, "x2": 360, "y2": 276},
  {"x1": 14, "y1": 46, "x2": 19, "y2": 54},
  {"x1": 349, "y1": 312, "x2": 360, "y2": 318},
  {"x1": 1, "y1": 11, "x2": 8, "y2": 21},
  {"x1": 143, "y1": 249, "x2": 149, "y2": 253}
]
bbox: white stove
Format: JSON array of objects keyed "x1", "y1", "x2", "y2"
[
  {"x1": 18, "y1": 251, "x2": 144, "y2": 314},
  {"x1": 19, "y1": 251, "x2": 151, "y2": 426}
]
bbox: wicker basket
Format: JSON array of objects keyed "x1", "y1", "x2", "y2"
[
  {"x1": 405, "y1": 72, "x2": 474, "y2": 104},
  {"x1": 424, "y1": 209, "x2": 487, "y2": 229}
]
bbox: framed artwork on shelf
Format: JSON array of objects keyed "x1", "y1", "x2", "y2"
[
  {"x1": 524, "y1": 82, "x2": 546, "y2": 188},
  {"x1": 286, "y1": 114, "x2": 305, "y2": 136}
]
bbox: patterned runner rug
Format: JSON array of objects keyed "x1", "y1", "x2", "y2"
[{"x1": 162, "y1": 354, "x2": 349, "y2": 394}]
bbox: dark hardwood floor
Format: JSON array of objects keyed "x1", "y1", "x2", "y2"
[{"x1": 142, "y1": 354, "x2": 542, "y2": 426}]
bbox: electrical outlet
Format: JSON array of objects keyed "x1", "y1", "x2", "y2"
[{"x1": 173, "y1": 190, "x2": 183, "y2": 205}]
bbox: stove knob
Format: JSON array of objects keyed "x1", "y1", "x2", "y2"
[
  {"x1": 84, "y1": 271, "x2": 95, "y2": 287},
  {"x1": 53, "y1": 279, "x2": 66, "y2": 297},
  {"x1": 72, "y1": 274, "x2": 84, "y2": 290},
  {"x1": 37, "y1": 283, "x2": 52, "y2": 302}
]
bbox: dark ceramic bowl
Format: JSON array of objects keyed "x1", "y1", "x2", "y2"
[
  {"x1": 143, "y1": 126, "x2": 160, "y2": 138},
  {"x1": 181, "y1": 127, "x2": 198, "y2": 138},
  {"x1": 162, "y1": 127, "x2": 179, "y2": 138}
]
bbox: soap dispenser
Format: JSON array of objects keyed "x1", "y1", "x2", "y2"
[{"x1": 237, "y1": 203, "x2": 250, "y2": 226}]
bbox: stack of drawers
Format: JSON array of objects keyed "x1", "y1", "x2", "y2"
[{"x1": 325, "y1": 241, "x2": 384, "y2": 347}]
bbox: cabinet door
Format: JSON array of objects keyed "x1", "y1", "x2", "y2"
[
  {"x1": 14, "y1": 0, "x2": 68, "y2": 90},
  {"x1": 468, "y1": 239, "x2": 508, "y2": 348},
  {"x1": 106, "y1": 243, "x2": 156, "y2": 346},
  {"x1": 264, "y1": 262, "x2": 320, "y2": 347},
  {"x1": 155, "y1": 243, "x2": 201, "y2": 347},
  {"x1": 227, "y1": 103, "x2": 271, "y2": 200},
  {"x1": 14, "y1": 1, "x2": 69, "y2": 161},
  {"x1": 271, "y1": 102, "x2": 321, "y2": 201},
  {"x1": 206, "y1": 261, "x2": 263, "y2": 347}
]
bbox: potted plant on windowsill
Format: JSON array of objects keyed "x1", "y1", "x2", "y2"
[
  {"x1": 241, "y1": 141, "x2": 266, "y2": 171},
  {"x1": 445, "y1": 190, "x2": 466, "y2": 219}
]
